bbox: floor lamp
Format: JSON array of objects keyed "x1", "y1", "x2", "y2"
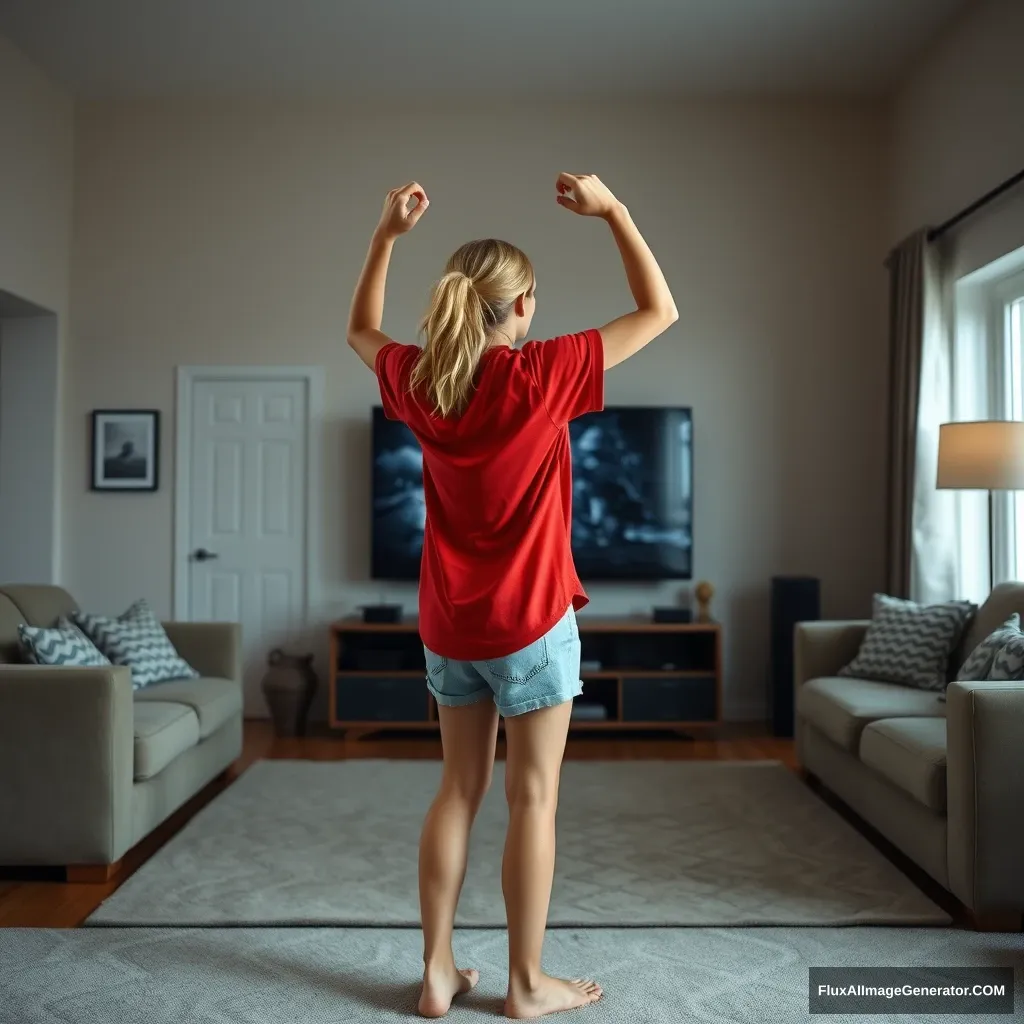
[{"x1": 937, "y1": 421, "x2": 1024, "y2": 588}]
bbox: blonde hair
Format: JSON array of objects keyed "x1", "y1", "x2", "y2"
[{"x1": 410, "y1": 239, "x2": 534, "y2": 417}]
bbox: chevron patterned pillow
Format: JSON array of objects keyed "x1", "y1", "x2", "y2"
[
  {"x1": 18, "y1": 620, "x2": 111, "y2": 668},
  {"x1": 838, "y1": 593, "x2": 975, "y2": 691},
  {"x1": 988, "y1": 627, "x2": 1024, "y2": 681},
  {"x1": 956, "y1": 614, "x2": 1022, "y2": 681},
  {"x1": 72, "y1": 599, "x2": 199, "y2": 689}
]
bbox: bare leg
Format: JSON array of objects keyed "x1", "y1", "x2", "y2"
[
  {"x1": 417, "y1": 698, "x2": 498, "y2": 1017},
  {"x1": 502, "y1": 702, "x2": 602, "y2": 1019}
]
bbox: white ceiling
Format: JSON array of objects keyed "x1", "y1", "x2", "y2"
[{"x1": 0, "y1": 0, "x2": 971, "y2": 99}]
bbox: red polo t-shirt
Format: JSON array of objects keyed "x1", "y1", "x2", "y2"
[{"x1": 375, "y1": 329, "x2": 604, "y2": 660}]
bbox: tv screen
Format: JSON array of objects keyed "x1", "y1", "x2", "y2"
[{"x1": 371, "y1": 406, "x2": 693, "y2": 581}]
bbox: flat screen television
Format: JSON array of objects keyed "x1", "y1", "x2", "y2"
[{"x1": 371, "y1": 406, "x2": 693, "y2": 581}]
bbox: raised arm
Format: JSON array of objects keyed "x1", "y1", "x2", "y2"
[
  {"x1": 556, "y1": 173, "x2": 678, "y2": 369},
  {"x1": 347, "y1": 182, "x2": 429, "y2": 370}
]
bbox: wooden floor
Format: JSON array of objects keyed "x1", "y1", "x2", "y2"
[{"x1": 0, "y1": 720, "x2": 964, "y2": 929}]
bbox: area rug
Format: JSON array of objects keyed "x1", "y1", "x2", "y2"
[
  {"x1": 5, "y1": 927, "x2": 1021, "y2": 1023},
  {"x1": 87, "y1": 760, "x2": 949, "y2": 927}
]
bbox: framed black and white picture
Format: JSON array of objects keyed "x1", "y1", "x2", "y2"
[{"x1": 91, "y1": 410, "x2": 160, "y2": 491}]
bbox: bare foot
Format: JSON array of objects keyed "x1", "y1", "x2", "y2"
[
  {"x1": 417, "y1": 964, "x2": 479, "y2": 1018},
  {"x1": 504, "y1": 975, "x2": 603, "y2": 1019}
]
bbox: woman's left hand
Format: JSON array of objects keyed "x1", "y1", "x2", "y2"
[{"x1": 376, "y1": 182, "x2": 429, "y2": 239}]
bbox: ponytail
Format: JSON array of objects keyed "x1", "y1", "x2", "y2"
[
  {"x1": 410, "y1": 272, "x2": 490, "y2": 418},
  {"x1": 410, "y1": 239, "x2": 535, "y2": 418}
]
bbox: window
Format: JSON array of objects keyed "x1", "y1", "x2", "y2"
[
  {"x1": 955, "y1": 255, "x2": 1024, "y2": 596},
  {"x1": 1004, "y1": 290, "x2": 1024, "y2": 580}
]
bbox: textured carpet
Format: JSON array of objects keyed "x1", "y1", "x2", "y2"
[
  {"x1": 87, "y1": 760, "x2": 949, "y2": 927},
  {"x1": 4, "y1": 927, "x2": 1022, "y2": 1023}
]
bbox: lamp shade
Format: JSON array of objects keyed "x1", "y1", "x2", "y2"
[{"x1": 937, "y1": 421, "x2": 1024, "y2": 490}]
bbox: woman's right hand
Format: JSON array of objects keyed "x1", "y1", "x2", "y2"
[{"x1": 555, "y1": 173, "x2": 620, "y2": 219}]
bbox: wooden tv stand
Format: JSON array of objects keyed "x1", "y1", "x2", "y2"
[{"x1": 329, "y1": 617, "x2": 722, "y2": 737}]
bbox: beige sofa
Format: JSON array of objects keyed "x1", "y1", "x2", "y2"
[
  {"x1": 795, "y1": 581, "x2": 1024, "y2": 930},
  {"x1": 0, "y1": 584, "x2": 242, "y2": 879}
]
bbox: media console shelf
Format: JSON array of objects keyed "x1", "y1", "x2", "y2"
[{"x1": 329, "y1": 617, "x2": 722, "y2": 737}]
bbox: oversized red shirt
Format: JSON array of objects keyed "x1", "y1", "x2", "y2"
[{"x1": 375, "y1": 330, "x2": 604, "y2": 660}]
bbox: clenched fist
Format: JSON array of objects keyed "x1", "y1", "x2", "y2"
[
  {"x1": 376, "y1": 182, "x2": 429, "y2": 239},
  {"x1": 555, "y1": 173, "x2": 620, "y2": 219}
]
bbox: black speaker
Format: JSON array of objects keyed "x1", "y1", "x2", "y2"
[
  {"x1": 361, "y1": 604, "x2": 403, "y2": 624},
  {"x1": 770, "y1": 576, "x2": 820, "y2": 737},
  {"x1": 652, "y1": 607, "x2": 692, "y2": 624}
]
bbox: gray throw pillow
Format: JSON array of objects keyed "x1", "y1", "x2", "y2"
[
  {"x1": 72, "y1": 599, "x2": 199, "y2": 689},
  {"x1": 956, "y1": 614, "x2": 1022, "y2": 681},
  {"x1": 839, "y1": 593, "x2": 975, "y2": 691},
  {"x1": 989, "y1": 628, "x2": 1024, "y2": 681},
  {"x1": 18, "y1": 618, "x2": 111, "y2": 668}
]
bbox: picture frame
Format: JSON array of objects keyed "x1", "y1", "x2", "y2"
[{"x1": 90, "y1": 410, "x2": 160, "y2": 492}]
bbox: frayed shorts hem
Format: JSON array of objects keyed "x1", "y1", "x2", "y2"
[
  {"x1": 426, "y1": 679, "x2": 489, "y2": 708},
  {"x1": 499, "y1": 681, "x2": 583, "y2": 718},
  {"x1": 427, "y1": 679, "x2": 583, "y2": 718}
]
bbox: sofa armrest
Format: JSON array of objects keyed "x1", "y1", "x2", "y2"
[
  {"x1": 794, "y1": 620, "x2": 868, "y2": 688},
  {"x1": 0, "y1": 665, "x2": 134, "y2": 865},
  {"x1": 946, "y1": 679, "x2": 1024, "y2": 914},
  {"x1": 162, "y1": 621, "x2": 241, "y2": 683}
]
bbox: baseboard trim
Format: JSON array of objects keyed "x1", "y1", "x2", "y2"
[{"x1": 66, "y1": 860, "x2": 121, "y2": 884}]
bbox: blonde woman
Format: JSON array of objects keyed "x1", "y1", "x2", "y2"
[{"x1": 348, "y1": 174, "x2": 677, "y2": 1018}]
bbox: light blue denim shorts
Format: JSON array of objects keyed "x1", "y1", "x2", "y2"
[{"x1": 424, "y1": 606, "x2": 582, "y2": 717}]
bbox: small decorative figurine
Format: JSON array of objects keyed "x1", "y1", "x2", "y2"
[{"x1": 694, "y1": 581, "x2": 714, "y2": 622}]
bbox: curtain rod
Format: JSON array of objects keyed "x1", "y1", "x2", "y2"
[{"x1": 927, "y1": 167, "x2": 1024, "y2": 243}]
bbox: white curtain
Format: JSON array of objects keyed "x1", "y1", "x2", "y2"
[
  {"x1": 910, "y1": 238, "x2": 958, "y2": 605},
  {"x1": 950, "y1": 276, "x2": 994, "y2": 604}
]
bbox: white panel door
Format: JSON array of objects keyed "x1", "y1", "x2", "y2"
[{"x1": 187, "y1": 378, "x2": 307, "y2": 714}]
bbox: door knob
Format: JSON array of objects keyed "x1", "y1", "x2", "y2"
[{"x1": 193, "y1": 548, "x2": 219, "y2": 562}]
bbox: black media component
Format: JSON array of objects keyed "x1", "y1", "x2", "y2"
[
  {"x1": 652, "y1": 607, "x2": 692, "y2": 624},
  {"x1": 770, "y1": 576, "x2": 820, "y2": 738},
  {"x1": 361, "y1": 604, "x2": 403, "y2": 624}
]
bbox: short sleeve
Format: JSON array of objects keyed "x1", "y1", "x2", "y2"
[
  {"x1": 375, "y1": 342, "x2": 418, "y2": 420},
  {"x1": 521, "y1": 329, "x2": 605, "y2": 426}
]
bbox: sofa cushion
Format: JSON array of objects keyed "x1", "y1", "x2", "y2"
[
  {"x1": 797, "y1": 676, "x2": 945, "y2": 752},
  {"x1": 839, "y1": 593, "x2": 974, "y2": 691},
  {"x1": 133, "y1": 701, "x2": 201, "y2": 781},
  {"x1": 0, "y1": 584, "x2": 79, "y2": 627},
  {"x1": 860, "y1": 717, "x2": 947, "y2": 813},
  {"x1": 133, "y1": 677, "x2": 241, "y2": 738}
]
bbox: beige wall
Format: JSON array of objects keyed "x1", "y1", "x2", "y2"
[
  {"x1": 0, "y1": 35, "x2": 74, "y2": 312},
  {"x1": 66, "y1": 98, "x2": 888, "y2": 719},
  {"x1": 0, "y1": 35, "x2": 74, "y2": 584},
  {"x1": 8, "y1": 0, "x2": 1019, "y2": 718},
  {"x1": 891, "y1": 0, "x2": 1024, "y2": 271},
  {"x1": 0, "y1": 312, "x2": 60, "y2": 583}
]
